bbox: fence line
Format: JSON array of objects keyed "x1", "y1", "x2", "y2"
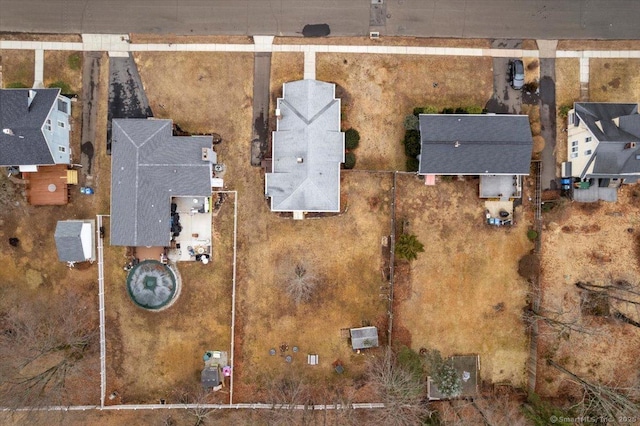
[
  {"x1": 1, "y1": 402, "x2": 386, "y2": 412},
  {"x1": 527, "y1": 163, "x2": 542, "y2": 393},
  {"x1": 387, "y1": 172, "x2": 398, "y2": 345},
  {"x1": 96, "y1": 214, "x2": 108, "y2": 407}
]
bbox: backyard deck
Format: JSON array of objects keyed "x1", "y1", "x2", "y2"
[{"x1": 23, "y1": 164, "x2": 71, "y2": 205}]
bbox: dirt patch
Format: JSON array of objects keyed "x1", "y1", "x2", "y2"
[
  {"x1": 0, "y1": 50, "x2": 34, "y2": 87},
  {"x1": 0, "y1": 32, "x2": 81, "y2": 42},
  {"x1": 393, "y1": 175, "x2": 532, "y2": 387},
  {"x1": 316, "y1": 54, "x2": 493, "y2": 171},
  {"x1": 589, "y1": 59, "x2": 640, "y2": 102},
  {"x1": 274, "y1": 36, "x2": 491, "y2": 48},
  {"x1": 558, "y1": 40, "x2": 640, "y2": 50},
  {"x1": 537, "y1": 186, "x2": 640, "y2": 397}
]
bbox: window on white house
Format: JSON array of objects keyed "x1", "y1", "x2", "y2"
[
  {"x1": 58, "y1": 146, "x2": 66, "y2": 153},
  {"x1": 569, "y1": 113, "x2": 575, "y2": 125},
  {"x1": 571, "y1": 140, "x2": 578, "y2": 147},
  {"x1": 585, "y1": 136, "x2": 592, "y2": 143},
  {"x1": 570, "y1": 152, "x2": 579, "y2": 159},
  {"x1": 571, "y1": 146, "x2": 578, "y2": 153},
  {"x1": 584, "y1": 150, "x2": 592, "y2": 155},
  {"x1": 57, "y1": 121, "x2": 65, "y2": 128},
  {"x1": 45, "y1": 124, "x2": 52, "y2": 131}
]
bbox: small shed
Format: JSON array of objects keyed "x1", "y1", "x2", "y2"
[
  {"x1": 201, "y1": 364, "x2": 222, "y2": 389},
  {"x1": 349, "y1": 326, "x2": 379, "y2": 350},
  {"x1": 54, "y1": 219, "x2": 95, "y2": 263}
]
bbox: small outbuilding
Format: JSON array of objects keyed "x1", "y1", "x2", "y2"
[
  {"x1": 349, "y1": 326, "x2": 379, "y2": 350},
  {"x1": 54, "y1": 219, "x2": 95, "y2": 264}
]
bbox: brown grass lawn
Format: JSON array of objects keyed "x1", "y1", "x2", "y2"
[
  {"x1": 0, "y1": 50, "x2": 34, "y2": 87},
  {"x1": 589, "y1": 59, "x2": 640, "y2": 104},
  {"x1": 44, "y1": 51, "x2": 83, "y2": 94},
  {"x1": 537, "y1": 190, "x2": 640, "y2": 396},
  {"x1": 554, "y1": 58, "x2": 581, "y2": 168},
  {"x1": 133, "y1": 52, "x2": 254, "y2": 136},
  {"x1": 232, "y1": 171, "x2": 392, "y2": 402},
  {"x1": 104, "y1": 199, "x2": 234, "y2": 404},
  {"x1": 316, "y1": 54, "x2": 494, "y2": 171},
  {"x1": 558, "y1": 40, "x2": 640, "y2": 50},
  {"x1": 275, "y1": 37, "x2": 491, "y2": 48},
  {"x1": 393, "y1": 174, "x2": 532, "y2": 387}
]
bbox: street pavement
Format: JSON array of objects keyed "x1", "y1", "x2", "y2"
[{"x1": 1, "y1": 0, "x2": 640, "y2": 39}]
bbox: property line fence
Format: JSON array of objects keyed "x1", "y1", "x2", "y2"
[
  {"x1": 96, "y1": 214, "x2": 108, "y2": 408},
  {"x1": 1, "y1": 402, "x2": 386, "y2": 412},
  {"x1": 527, "y1": 163, "x2": 543, "y2": 393},
  {"x1": 387, "y1": 172, "x2": 398, "y2": 346},
  {"x1": 533, "y1": 160, "x2": 542, "y2": 254}
]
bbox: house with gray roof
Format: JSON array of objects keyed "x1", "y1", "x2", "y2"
[
  {"x1": 350, "y1": 326, "x2": 379, "y2": 350},
  {"x1": 265, "y1": 80, "x2": 345, "y2": 216},
  {"x1": 54, "y1": 220, "x2": 95, "y2": 264},
  {"x1": 418, "y1": 114, "x2": 533, "y2": 198},
  {"x1": 111, "y1": 118, "x2": 214, "y2": 247},
  {"x1": 564, "y1": 103, "x2": 640, "y2": 188},
  {"x1": 0, "y1": 88, "x2": 71, "y2": 170}
]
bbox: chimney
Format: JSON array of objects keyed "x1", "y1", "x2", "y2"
[
  {"x1": 454, "y1": 141, "x2": 460, "y2": 148},
  {"x1": 2, "y1": 128, "x2": 15, "y2": 136},
  {"x1": 297, "y1": 157, "x2": 304, "y2": 163},
  {"x1": 27, "y1": 90, "x2": 37, "y2": 110}
]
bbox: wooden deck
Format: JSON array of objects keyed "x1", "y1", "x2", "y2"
[{"x1": 23, "y1": 164, "x2": 70, "y2": 206}]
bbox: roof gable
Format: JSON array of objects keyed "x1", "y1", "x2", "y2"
[
  {"x1": 418, "y1": 114, "x2": 533, "y2": 175},
  {"x1": 266, "y1": 80, "x2": 345, "y2": 212},
  {"x1": 110, "y1": 119, "x2": 213, "y2": 247},
  {"x1": 0, "y1": 88, "x2": 60, "y2": 166},
  {"x1": 54, "y1": 220, "x2": 92, "y2": 262}
]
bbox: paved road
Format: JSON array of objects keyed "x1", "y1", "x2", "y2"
[{"x1": 1, "y1": 1, "x2": 639, "y2": 39}]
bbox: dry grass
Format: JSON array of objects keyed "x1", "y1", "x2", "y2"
[
  {"x1": 589, "y1": 59, "x2": 640, "y2": 103},
  {"x1": 43, "y1": 51, "x2": 83, "y2": 94},
  {"x1": 103, "y1": 203, "x2": 235, "y2": 403},
  {"x1": 558, "y1": 40, "x2": 640, "y2": 50},
  {"x1": 537, "y1": 189, "x2": 640, "y2": 396},
  {"x1": 275, "y1": 36, "x2": 491, "y2": 48},
  {"x1": 0, "y1": 33, "x2": 81, "y2": 42},
  {"x1": 316, "y1": 53, "x2": 494, "y2": 171},
  {"x1": 133, "y1": 52, "x2": 254, "y2": 135},
  {"x1": 523, "y1": 57, "x2": 540, "y2": 84},
  {"x1": 0, "y1": 50, "x2": 34, "y2": 87},
  {"x1": 233, "y1": 171, "x2": 392, "y2": 402},
  {"x1": 393, "y1": 175, "x2": 532, "y2": 386},
  {"x1": 554, "y1": 58, "x2": 581, "y2": 168}
]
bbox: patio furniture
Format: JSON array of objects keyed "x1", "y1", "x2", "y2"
[{"x1": 307, "y1": 354, "x2": 318, "y2": 365}]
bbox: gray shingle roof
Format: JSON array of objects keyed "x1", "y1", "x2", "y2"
[
  {"x1": 54, "y1": 220, "x2": 90, "y2": 262},
  {"x1": 418, "y1": 114, "x2": 533, "y2": 175},
  {"x1": 574, "y1": 103, "x2": 640, "y2": 177},
  {"x1": 266, "y1": 80, "x2": 345, "y2": 212},
  {"x1": 111, "y1": 119, "x2": 212, "y2": 247},
  {"x1": 350, "y1": 326, "x2": 379, "y2": 350},
  {"x1": 0, "y1": 88, "x2": 60, "y2": 166}
]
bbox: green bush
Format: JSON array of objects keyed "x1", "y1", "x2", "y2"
[
  {"x1": 441, "y1": 107, "x2": 455, "y2": 114},
  {"x1": 344, "y1": 128, "x2": 360, "y2": 150},
  {"x1": 48, "y1": 80, "x2": 72, "y2": 94},
  {"x1": 406, "y1": 157, "x2": 420, "y2": 172},
  {"x1": 403, "y1": 130, "x2": 421, "y2": 158},
  {"x1": 344, "y1": 152, "x2": 356, "y2": 169},
  {"x1": 558, "y1": 104, "x2": 572, "y2": 118},
  {"x1": 6, "y1": 82, "x2": 28, "y2": 88},
  {"x1": 465, "y1": 105, "x2": 484, "y2": 114},
  {"x1": 413, "y1": 105, "x2": 439, "y2": 116},
  {"x1": 395, "y1": 233, "x2": 425, "y2": 261},
  {"x1": 67, "y1": 52, "x2": 82, "y2": 71},
  {"x1": 454, "y1": 107, "x2": 468, "y2": 114},
  {"x1": 527, "y1": 229, "x2": 539, "y2": 241},
  {"x1": 403, "y1": 114, "x2": 419, "y2": 130}
]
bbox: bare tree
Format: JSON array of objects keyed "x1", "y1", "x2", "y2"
[
  {"x1": 171, "y1": 384, "x2": 218, "y2": 426},
  {"x1": 523, "y1": 304, "x2": 602, "y2": 338},
  {"x1": 283, "y1": 261, "x2": 321, "y2": 305},
  {"x1": 0, "y1": 291, "x2": 98, "y2": 408},
  {"x1": 366, "y1": 347, "x2": 432, "y2": 426},
  {"x1": 258, "y1": 371, "x2": 312, "y2": 425},
  {"x1": 549, "y1": 360, "x2": 640, "y2": 423},
  {"x1": 576, "y1": 280, "x2": 640, "y2": 327}
]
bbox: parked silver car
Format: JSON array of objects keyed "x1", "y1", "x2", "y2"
[{"x1": 509, "y1": 59, "x2": 525, "y2": 90}]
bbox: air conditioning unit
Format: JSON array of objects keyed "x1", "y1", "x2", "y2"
[
  {"x1": 369, "y1": 32, "x2": 380, "y2": 40},
  {"x1": 371, "y1": 0, "x2": 384, "y2": 4}
]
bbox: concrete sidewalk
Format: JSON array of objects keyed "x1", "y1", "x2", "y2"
[{"x1": 2, "y1": 34, "x2": 640, "y2": 59}]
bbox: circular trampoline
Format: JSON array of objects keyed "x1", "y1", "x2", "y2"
[{"x1": 126, "y1": 260, "x2": 180, "y2": 310}]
